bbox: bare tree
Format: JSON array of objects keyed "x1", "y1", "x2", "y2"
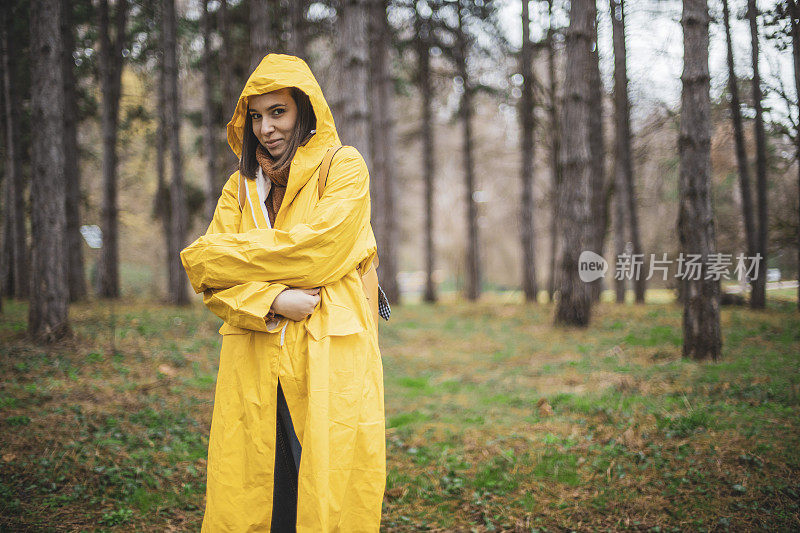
[
  {"x1": 218, "y1": 0, "x2": 236, "y2": 113},
  {"x1": 587, "y1": 11, "x2": 607, "y2": 302},
  {"x1": 555, "y1": 0, "x2": 593, "y2": 326},
  {"x1": 789, "y1": 0, "x2": 800, "y2": 311},
  {"x1": 368, "y1": 0, "x2": 400, "y2": 304},
  {"x1": 202, "y1": 0, "x2": 218, "y2": 224},
  {"x1": 155, "y1": 1, "x2": 171, "y2": 300},
  {"x1": 610, "y1": 0, "x2": 645, "y2": 304},
  {"x1": 250, "y1": 0, "x2": 278, "y2": 70},
  {"x1": 748, "y1": 0, "x2": 769, "y2": 309},
  {"x1": 722, "y1": 0, "x2": 757, "y2": 277},
  {"x1": 336, "y1": 0, "x2": 371, "y2": 162},
  {"x1": 415, "y1": 3, "x2": 438, "y2": 303},
  {"x1": 96, "y1": 0, "x2": 128, "y2": 299},
  {"x1": 519, "y1": 0, "x2": 538, "y2": 302},
  {"x1": 163, "y1": 0, "x2": 188, "y2": 305},
  {"x1": 288, "y1": 0, "x2": 307, "y2": 58},
  {"x1": 678, "y1": 0, "x2": 721, "y2": 360},
  {"x1": 1, "y1": 2, "x2": 28, "y2": 300},
  {"x1": 456, "y1": 0, "x2": 481, "y2": 301},
  {"x1": 29, "y1": 0, "x2": 71, "y2": 340},
  {"x1": 62, "y1": 0, "x2": 86, "y2": 302},
  {"x1": 546, "y1": 0, "x2": 561, "y2": 303}
]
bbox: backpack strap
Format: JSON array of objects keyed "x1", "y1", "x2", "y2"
[
  {"x1": 238, "y1": 172, "x2": 247, "y2": 210},
  {"x1": 317, "y1": 145, "x2": 345, "y2": 199}
]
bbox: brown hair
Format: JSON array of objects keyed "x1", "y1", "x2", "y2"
[{"x1": 239, "y1": 87, "x2": 317, "y2": 180}]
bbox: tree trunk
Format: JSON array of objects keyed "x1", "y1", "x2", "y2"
[
  {"x1": 457, "y1": 0, "x2": 481, "y2": 301},
  {"x1": 29, "y1": 0, "x2": 70, "y2": 341},
  {"x1": 337, "y1": 0, "x2": 371, "y2": 164},
  {"x1": 416, "y1": 9, "x2": 437, "y2": 303},
  {"x1": 218, "y1": 0, "x2": 236, "y2": 113},
  {"x1": 748, "y1": 0, "x2": 768, "y2": 309},
  {"x1": 610, "y1": 0, "x2": 633, "y2": 304},
  {"x1": 96, "y1": 0, "x2": 128, "y2": 299},
  {"x1": 610, "y1": 0, "x2": 645, "y2": 304},
  {"x1": 202, "y1": 0, "x2": 218, "y2": 224},
  {"x1": 156, "y1": 2, "x2": 170, "y2": 300},
  {"x1": 678, "y1": 0, "x2": 721, "y2": 360},
  {"x1": 0, "y1": 37, "x2": 5, "y2": 312},
  {"x1": 250, "y1": 0, "x2": 277, "y2": 70},
  {"x1": 62, "y1": 0, "x2": 86, "y2": 302},
  {"x1": 588, "y1": 15, "x2": 606, "y2": 303},
  {"x1": 367, "y1": 0, "x2": 399, "y2": 304},
  {"x1": 164, "y1": 0, "x2": 188, "y2": 305},
  {"x1": 519, "y1": 0, "x2": 538, "y2": 302},
  {"x1": 611, "y1": 2, "x2": 627, "y2": 305},
  {"x1": 790, "y1": 0, "x2": 800, "y2": 311},
  {"x1": 288, "y1": 0, "x2": 306, "y2": 59},
  {"x1": 547, "y1": 0, "x2": 561, "y2": 304},
  {"x1": 722, "y1": 0, "x2": 757, "y2": 265},
  {"x1": 1, "y1": 4, "x2": 28, "y2": 299},
  {"x1": 218, "y1": 0, "x2": 238, "y2": 176},
  {"x1": 555, "y1": 0, "x2": 593, "y2": 326}
]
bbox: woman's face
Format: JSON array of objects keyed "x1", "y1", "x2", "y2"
[{"x1": 248, "y1": 88, "x2": 298, "y2": 160}]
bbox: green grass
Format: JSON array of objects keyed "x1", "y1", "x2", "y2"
[{"x1": 1, "y1": 295, "x2": 799, "y2": 531}]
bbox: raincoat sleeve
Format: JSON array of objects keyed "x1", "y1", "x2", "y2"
[
  {"x1": 195, "y1": 172, "x2": 288, "y2": 332},
  {"x1": 180, "y1": 146, "x2": 373, "y2": 292}
]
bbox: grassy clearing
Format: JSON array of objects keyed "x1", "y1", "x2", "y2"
[{"x1": 1, "y1": 296, "x2": 798, "y2": 531}]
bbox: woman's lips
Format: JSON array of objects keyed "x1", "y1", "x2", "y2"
[{"x1": 265, "y1": 139, "x2": 282, "y2": 148}]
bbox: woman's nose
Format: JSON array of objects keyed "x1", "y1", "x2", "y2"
[{"x1": 261, "y1": 120, "x2": 274, "y2": 137}]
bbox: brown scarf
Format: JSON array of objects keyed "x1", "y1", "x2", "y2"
[{"x1": 255, "y1": 143, "x2": 290, "y2": 226}]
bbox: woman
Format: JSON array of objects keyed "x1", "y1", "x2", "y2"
[{"x1": 181, "y1": 54, "x2": 386, "y2": 532}]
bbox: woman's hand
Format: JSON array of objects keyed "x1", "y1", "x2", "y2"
[{"x1": 270, "y1": 287, "x2": 321, "y2": 322}]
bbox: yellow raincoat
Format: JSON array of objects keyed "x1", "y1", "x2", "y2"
[{"x1": 180, "y1": 54, "x2": 386, "y2": 532}]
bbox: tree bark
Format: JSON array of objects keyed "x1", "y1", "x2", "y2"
[
  {"x1": 547, "y1": 0, "x2": 561, "y2": 304},
  {"x1": 555, "y1": 0, "x2": 593, "y2": 326},
  {"x1": 29, "y1": 0, "x2": 71, "y2": 341},
  {"x1": 164, "y1": 0, "x2": 188, "y2": 305},
  {"x1": 610, "y1": 0, "x2": 645, "y2": 304},
  {"x1": 748, "y1": 0, "x2": 769, "y2": 309},
  {"x1": 288, "y1": 0, "x2": 306, "y2": 59},
  {"x1": 218, "y1": 0, "x2": 238, "y2": 176},
  {"x1": 789, "y1": 0, "x2": 800, "y2": 311},
  {"x1": 519, "y1": 0, "x2": 538, "y2": 302},
  {"x1": 0, "y1": 31, "x2": 6, "y2": 311},
  {"x1": 337, "y1": 0, "x2": 371, "y2": 164},
  {"x1": 678, "y1": 0, "x2": 721, "y2": 360},
  {"x1": 611, "y1": 3, "x2": 627, "y2": 305},
  {"x1": 156, "y1": 0, "x2": 170, "y2": 300},
  {"x1": 62, "y1": 0, "x2": 86, "y2": 302},
  {"x1": 3, "y1": 5, "x2": 30, "y2": 298},
  {"x1": 202, "y1": 0, "x2": 218, "y2": 224},
  {"x1": 367, "y1": 0, "x2": 399, "y2": 304},
  {"x1": 722, "y1": 0, "x2": 757, "y2": 266},
  {"x1": 250, "y1": 0, "x2": 277, "y2": 70},
  {"x1": 588, "y1": 13, "x2": 606, "y2": 303},
  {"x1": 218, "y1": 0, "x2": 236, "y2": 113},
  {"x1": 457, "y1": 0, "x2": 481, "y2": 301},
  {"x1": 1, "y1": 4, "x2": 28, "y2": 299},
  {"x1": 416, "y1": 8, "x2": 437, "y2": 303},
  {"x1": 96, "y1": 0, "x2": 128, "y2": 299}
]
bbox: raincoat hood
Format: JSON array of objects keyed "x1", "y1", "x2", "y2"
[{"x1": 227, "y1": 53, "x2": 342, "y2": 209}]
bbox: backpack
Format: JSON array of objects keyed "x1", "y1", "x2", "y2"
[{"x1": 236, "y1": 146, "x2": 390, "y2": 329}]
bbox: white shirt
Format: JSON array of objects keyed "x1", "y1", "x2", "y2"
[{"x1": 254, "y1": 166, "x2": 273, "y2": 229}]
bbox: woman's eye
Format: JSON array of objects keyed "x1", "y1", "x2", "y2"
[
  {"x1": 250, "y1": 113, "x2": 261, "y2": 120},
  {"x1": 272, "y1": 108, "x2": 284, "y2": 116}
]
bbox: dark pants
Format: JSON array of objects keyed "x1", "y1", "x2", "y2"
[{"x1": 271, "y1": 379, "x2": 302, "y2": 532}]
